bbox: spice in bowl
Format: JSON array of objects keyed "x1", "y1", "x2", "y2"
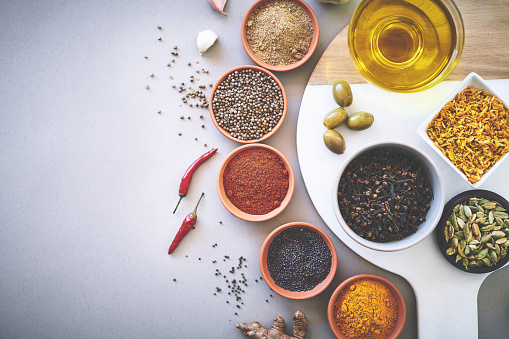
[
  {"x1": 438, "y1": 190, "x2": 509, "y2": 272},
  {"x1": 337, "y1": 147, "x2": 433, "y2": 242},
  {"x1": 331, "y1": 278, "x2": 400, "y2": 339},
  {"x1": 267, "y1": 227, "x2": 332, "y2": 292},
  {"x1": 259, "y1": 222, "x2": 337, "y2": 299},
  {"x1": 222, "y1": 146, "x2": 290, "y2": 215},
  {"x1": 426, "y1": 86, "x2": 509, "y2": 185},
  {"x1": 245, "y1": 0, "x2": 314, "y2": 67},
  {"x1": 211, "y1": 67, "x2": 285, "y2": 142}
]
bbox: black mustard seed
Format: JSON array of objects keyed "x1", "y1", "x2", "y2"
[{"x1": 267, "y1": 227, "x2": 331, "y2": 292}]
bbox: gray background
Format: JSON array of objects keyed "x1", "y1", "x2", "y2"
[{"x1": 0, "y1": 0, "x2": 507, "y2": 338}]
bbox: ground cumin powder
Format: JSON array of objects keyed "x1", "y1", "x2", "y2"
[
  {"x1": 246, "y1": 0, "x2": 313, "y2": 66},
  {"x1": 223, "y1": 148, "x2": 289, "y2": 215},
  {"x1": 334, "y1": 279, "x2": 398, "y2": 339}
]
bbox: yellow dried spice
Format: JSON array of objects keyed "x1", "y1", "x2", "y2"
[
  {"x1": 334, "y1": 279, "x2": 398, "y2": 339},
  {"x1": 426, "y1": 86, "x2": 509, "y2": 184}
]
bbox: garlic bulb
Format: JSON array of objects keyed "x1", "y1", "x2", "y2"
[{"x1": 197, "y1": 30, "x2": 218, "y2": 54}]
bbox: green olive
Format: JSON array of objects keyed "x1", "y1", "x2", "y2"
[
  {"x1": 323, "y1": 107, "x2": 348, "y2": 129},
  {"x1": 332, "y1": 80, "x2": 353, "y2": 107},
  {"x1": 323, "y1": 129, "x2": 346, "y2": 154},
  {"x1": 347, "y1": 111, "x2": 374, "y2": 131}
]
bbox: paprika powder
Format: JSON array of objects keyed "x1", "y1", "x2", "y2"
[
  {"x1": 334, "y1": 278, "x2": 398, "y2": 339},
  {"x1": 222, "y1": 148, "x2": 289, "y2": 215}
]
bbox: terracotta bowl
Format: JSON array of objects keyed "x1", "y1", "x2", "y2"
[
  {"x1": 216, "y1": 144, "x2": 295, "y2": 222},
  {"x1": 209, "y1": 65, "x2": 287, "y2": 144},
  {"x1": 241, "y1": 0, "x2": 320, "y2": 72},
  {"x1": 259, "y1": 222, "x2": 338, "y2": 299},
  {"x1": 332, "y1": 141, "x2": 445, "y2": 251},
  {"x1": 327, "y1": 274, "x2": 406, "y2": 339},
  {"x1": 435, "y1": 189, "x2": 509, "y2": 274}
]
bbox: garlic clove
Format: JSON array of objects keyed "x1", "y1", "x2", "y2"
[
  {"x1": 208, "y1": 0, "x2": 228, "y2": 15},
  {"x1": 197, "y1": 30, "x2": 218, "y2": 54}
]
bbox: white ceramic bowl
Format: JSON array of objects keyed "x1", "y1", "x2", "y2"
[
  {"x1": 417, "y1": 72, "x2": 509, "y2": 188},
  {"x1": 332, "y1": 141, "x2": 445, "y2": 252}
]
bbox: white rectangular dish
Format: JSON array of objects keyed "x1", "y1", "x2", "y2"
[{"x1": 417, "y1": 72, "x2": 509, "y2": 188}]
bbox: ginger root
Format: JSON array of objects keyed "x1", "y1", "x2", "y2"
[{"x1": 236, "y1": 310, "x2": 309, "y2": 339}]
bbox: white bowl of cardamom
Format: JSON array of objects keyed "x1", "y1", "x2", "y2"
[
  {"x1": 241, "y1": 0, "x2": 320, "y2": 72},
  {"x1": 417, "y1": 72, "x2": 509, "y2": 188}
]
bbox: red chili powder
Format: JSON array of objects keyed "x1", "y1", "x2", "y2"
[{"x1": 223, "y1": 148, "x2": 289, "y2": 215}]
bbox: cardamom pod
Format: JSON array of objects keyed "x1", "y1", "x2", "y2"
[
  {"x1": 495, "y1": 237, "x2": 507, "y2": 245},
  {"x1": 446, "y1": 247, "x2": 456, "y2": 255},
  {"x1": 493, "y1": 211, "x2": 508, "y2": 219},
  {"x1": 476, "y1": 248, "x2": 489, "y2": 260},
  {"x1": 491, "y1": 231, "x2": 506, "y2": 238},
  {"x1": 463, "y1": 205, "x2": 472, "y2": 218},
  {"x1": 472, "y1": 223, "x2": 480, "y2": 236},
  {"x1": 483, "y1": 202, "x2": 497, "y2": 209}
]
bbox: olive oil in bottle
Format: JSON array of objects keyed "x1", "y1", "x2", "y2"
[{"x1": 349, "y1": 0, "x2": 463, "y2": 92}]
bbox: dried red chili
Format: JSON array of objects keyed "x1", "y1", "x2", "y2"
[
  {"x1": 173, "y1": 148, "x2": 218, "y2": 214},
  {"x1": 222, "y1": 148, "x2": 289, "y2": 215},
  {"x1": 168, "y1": 192, "x2": 204, "y2": 255}
]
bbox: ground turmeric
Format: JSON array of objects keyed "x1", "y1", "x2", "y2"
[{"x1": 334, "y1": 279, "x2": 398, "y2": 339}]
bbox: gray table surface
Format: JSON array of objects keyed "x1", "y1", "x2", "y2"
[{"x1": 0, "y1": 0, "x2": 507, "y2": 338}]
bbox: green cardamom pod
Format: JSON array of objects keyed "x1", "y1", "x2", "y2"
[{"x1": 476, "y1": 248, "x2": 489, "y2": 260}]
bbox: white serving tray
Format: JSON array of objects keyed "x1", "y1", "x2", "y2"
[{"x1": 297, "y1": 79, "x2": 509, "y2": 338}]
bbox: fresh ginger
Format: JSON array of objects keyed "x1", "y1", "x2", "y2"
[{"x1": 236, "y1": 310, "x2": 309, "y2": 339}]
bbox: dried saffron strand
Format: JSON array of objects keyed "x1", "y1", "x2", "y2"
[
  {"x1": 426, "y1": 86, "x2": 509, "y2": 184},
  {"x1": 334, "y1": 279, "x2": 397, "y2": 339}
]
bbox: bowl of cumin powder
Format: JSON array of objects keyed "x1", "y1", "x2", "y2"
[
  {"x1": 241, "y1": 0, "x2": 319, "y2": 72},
  {"x1": 217, "y1": 144, "x2": 295, "y2": 222}
]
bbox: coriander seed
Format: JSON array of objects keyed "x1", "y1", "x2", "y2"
[{"x1": 211, "y1": 68, "x2": 284, "y2": 141}]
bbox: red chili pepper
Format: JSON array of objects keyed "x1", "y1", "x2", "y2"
[
  {"x1": 173, "y1": 148, "x2": 217, "y2": 214},
  {"x1": 168, "y1": 192, "x2": 204, "y2": 255}
]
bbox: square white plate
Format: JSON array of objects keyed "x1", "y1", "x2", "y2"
[{"x1": 417, "y1": 72, "x2": 509, "y2": 188}]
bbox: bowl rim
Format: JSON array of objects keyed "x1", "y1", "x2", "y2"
[
  {"x1": 435, "y1": 189, "x2": 509, "y2": 274},
  {"x1": 417, "y1": 72, "x2": 509, "y2": 188},
  {"x1": 240, "y1": 0, "x2": 320, "y2": 72},
  {"x1": 332, "y1": 140, "x2": 445, "y2": 251},
  {"x1": 348, "y1": 0, "x2": 464, "y2": 92},
  {"x1": 208, "y1": 65, "x2": 287, "y2": 144},
  {"x1": 259, "y1": 222, "x2": 338, "y2": 300},
  {"x1": 216, "y1": 143, "x2": 295, "y2": 222},
  {"x1": 327, "y1": 274, "x2": 406, "y2": 339}
]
